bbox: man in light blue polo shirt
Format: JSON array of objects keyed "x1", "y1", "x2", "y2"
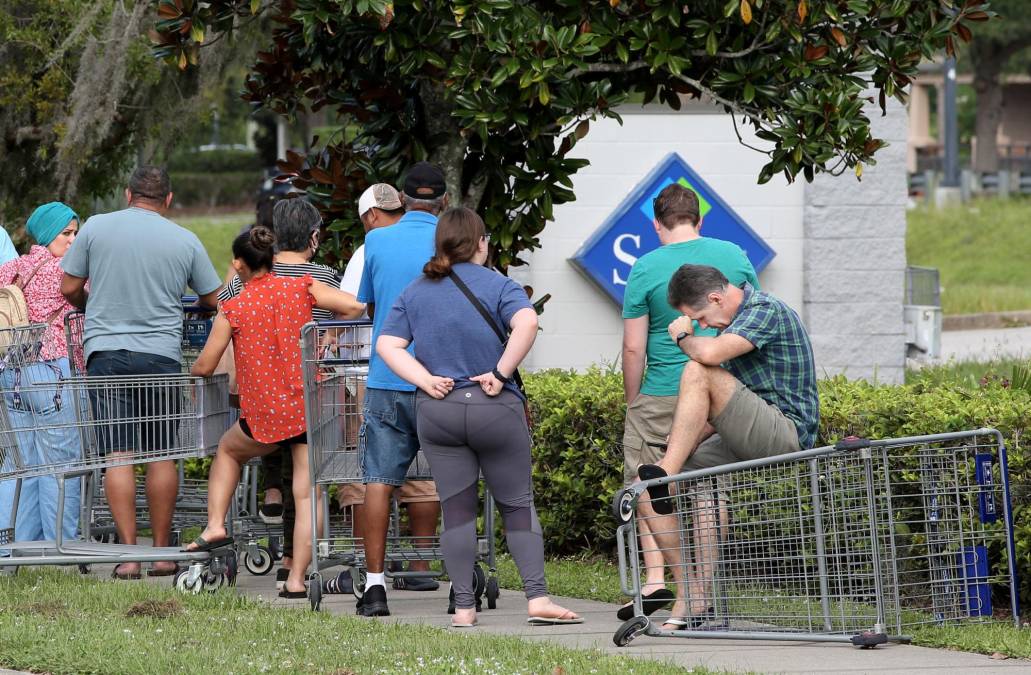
[
  {"x1": 61, "y1": 166, "x2": 221, "y2": 579},
  {"x1": 355, "y1": 162, "x2": 445, "y2": 616}
]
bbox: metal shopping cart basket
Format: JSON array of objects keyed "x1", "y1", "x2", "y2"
[
  {"x1": 611, "y1": 429, "x2": 1020, "y2": 648},
  {"x1": 301, "y1": 320, "x2": 500, "y2": 611},
  {"x1": 0, "y1": 326, "x2": 235, "y2": 591}
]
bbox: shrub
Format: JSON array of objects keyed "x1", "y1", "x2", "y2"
[
  {"x1": 166, "y1": 148, "x2": 263, "y2": 174},
  {"x1": 170, "y1": 171, "x2": 262, "y2": 208}
]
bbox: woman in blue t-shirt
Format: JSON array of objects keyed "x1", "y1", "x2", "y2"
[{"x1": 377, "y1": 207, "x2": 581, "y2": 628}]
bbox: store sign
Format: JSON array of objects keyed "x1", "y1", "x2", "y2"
[{"x1": 569, "y1": 153, "x2": 775, "y2": 306}]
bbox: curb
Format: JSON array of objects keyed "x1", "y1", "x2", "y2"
[{"x1": 943, "y1": 310, "x2": 1031, "y2": 332}]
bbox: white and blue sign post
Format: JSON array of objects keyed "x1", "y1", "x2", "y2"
[{"x1": 570, "y1": 153, "x2": 776, "y2": 306}]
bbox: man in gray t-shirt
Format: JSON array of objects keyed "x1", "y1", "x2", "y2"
[{"x1": 61, "y1": 166, "x2": 222, "y2": 579}]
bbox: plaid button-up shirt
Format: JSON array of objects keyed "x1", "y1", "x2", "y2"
[{"x1": 723, "y1": 283, "x2": 819, "y2": 449}]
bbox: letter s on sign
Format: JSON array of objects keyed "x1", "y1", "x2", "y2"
[{"x1": 611, "y1": 233, "x2": 640, "y2": 286}]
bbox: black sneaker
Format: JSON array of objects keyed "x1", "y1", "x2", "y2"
[
  {"x1": 323, "y1": 570, "x2": 353, "y2": 595},
  {"x1": 357, "y1": 584, "x2": 390, "y2": 617},
  {"x1": 392, "y1": 576, "x2": 440, "y2": 592},
  {"x1": 259, "y1": 502, "x2": 284, "y2": 525}
]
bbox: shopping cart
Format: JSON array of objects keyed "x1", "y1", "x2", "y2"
[
  {"x1": 0, "y1": 320, "x2": 235, "y2": 591},
  {"x1": 611, "y1": 429, "x2": 1019, "y2": 647},
  {"x1": 300, "y1": 320, "x2": 500, "y2": 611}
]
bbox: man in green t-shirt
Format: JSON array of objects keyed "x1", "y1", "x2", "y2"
[{"x1": 617, "y1": 182, "x2": 758, "y2": 621}]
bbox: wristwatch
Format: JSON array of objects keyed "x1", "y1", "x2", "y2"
[
  {"x1": 675, "y1": 331, "x2": 689, "y2": 344},
  {"x1": 492, "y1": 367, "x2": 510, "y2": 383}
]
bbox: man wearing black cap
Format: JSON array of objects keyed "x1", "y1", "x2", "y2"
[{"x1": 354, "y1": 161, "x2": 447, "y2": 616}]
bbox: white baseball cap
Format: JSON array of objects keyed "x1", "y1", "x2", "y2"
[{"x1": 357, "y1": 183, "x2": 403, "y2": 217}]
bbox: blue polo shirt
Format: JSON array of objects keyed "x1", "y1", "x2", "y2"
[{"x1": 358, "y1": 210, "x2": 437, "y2": 390}]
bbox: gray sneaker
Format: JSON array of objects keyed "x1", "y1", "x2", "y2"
[{"x1": 392, "y1": 576, "x2": 440, "y2": 591}]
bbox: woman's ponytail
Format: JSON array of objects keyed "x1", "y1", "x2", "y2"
[{"x1": 423, "y1": 207, "x2": 485, "y2": 280}]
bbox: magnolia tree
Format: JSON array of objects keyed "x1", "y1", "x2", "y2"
[{"x1": 154, "y1": 0, "x2": 991, "y2": 269}]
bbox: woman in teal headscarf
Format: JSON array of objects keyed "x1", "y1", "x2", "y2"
[{"x1": 0, "y1": 202, "x2": 83, "y2": 545}]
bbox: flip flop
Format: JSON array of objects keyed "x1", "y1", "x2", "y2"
[
  {"x1": 278, "y1": 588, "x2": 308, "y2": 599},
  {"x1": 147, "y1": 563, "x2": 181, "y2": 578},
  {"x1": 616, "y1": 588, "x2": 675, "y2": 621},
  {"x1": 638, "y1": 464, "x2": 674, "y2": 515},
  {"x1": 527, "y1": 613, "x2": 584, "y2": 626},
  {"x1": 184, "y1": 534, "x2": 234, "y2": 553},
  {"x1": 111, "y1": 565, "x2": 141, "y2": 580},
  {"x1": 450, "y1": 620, "x2": 478, "y2": 628}
]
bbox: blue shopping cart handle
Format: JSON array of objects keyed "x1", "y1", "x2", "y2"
[{"x1": 181, "y1": 295, "x2": 216, "y2": 314}]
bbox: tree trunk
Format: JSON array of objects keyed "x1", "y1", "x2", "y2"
[
  {"x1": 971, "y1": 45, "x2": 1004, "y2": 173},
  {"x1": 418, "y1": 80, "x2": 466, "y2": 205}
]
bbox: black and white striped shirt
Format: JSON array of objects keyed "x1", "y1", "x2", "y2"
[{"x1": 218, "y1": 262, "x2": 342, "y2": 322}]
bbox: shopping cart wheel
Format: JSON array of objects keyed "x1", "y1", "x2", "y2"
[
  {"x1": 485, "y1": 576, "x2": 499, "y2": 610},
  {"x1": 269, "y1": 537, "x2": 283, "y2": 560},
  {"x1": 174, "y1": 567, "x2": 203, "y2": 594},
  {"x1": 244, "y1": 546, "x2": 274, "y2": 576},
  {"x1": 613, "y1": 616, "x2": 649, "y2": 647},
  {"x1": 473, "y1": 564, "x2": 487, "y2": 598},
  {"x1": 353, "y1": 568, "x2": 366, "y2": 600},
  {"x1": 612, "y1": 488, "x2": 636, "y2": 523},
  {"x1": 850, "y1": 631, "x2": 888, "y2": 649},
  {"x1": 78, "y1": 564, "x2": 91, "y2": 575},
  {"x1": 309, "y1": 579, "x2": 322, "y2": 612},
  {"x1": 225, "y1": 550, "x2": 238, "y2": 587}
]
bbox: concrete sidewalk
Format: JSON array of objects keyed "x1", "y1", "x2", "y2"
[{"x1": 96, "y1": 560, "x2": 1027, "y2": 675}]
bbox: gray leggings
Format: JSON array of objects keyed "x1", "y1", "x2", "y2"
[{"x1": 416, "y1": 387, "x2": 546, "y2": 609}]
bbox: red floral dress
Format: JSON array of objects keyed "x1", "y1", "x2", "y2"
[
  {"x1": 221, "y1": 274, "x2": 315, "y2": 444},
  {"x1": 0, "y1": 246, "x2": 74, "y2": 361}
]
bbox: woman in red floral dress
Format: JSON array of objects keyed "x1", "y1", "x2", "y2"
[{"x1": 188, "y1": 226, "x2": 364, "y2": 598}]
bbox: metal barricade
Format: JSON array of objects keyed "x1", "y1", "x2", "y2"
[
  {"x1": 612, "y1": 429, "x2": 1019, "y2": 647},
  {"x1": 300, "y1": 319, "x2": 499, "y2": 611}
]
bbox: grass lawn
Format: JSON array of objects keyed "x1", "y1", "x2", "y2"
[
  {"x1": 175, "y1": 211, "x2": 251, "y2": 277},
  {"x1": 0, "y1": 569, "x2": 708, "y2": 675},
  {"x1": 906, "y1": 198, "x2": 1031, "y2": 315},
  {"x1": 497, "y1": 555, "x2": 1031, "y2": 659},
  {"x1": 904, "y1": 357, "x2": 1031, "y2": 388}
]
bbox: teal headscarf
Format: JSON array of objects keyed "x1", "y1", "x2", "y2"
[{"x1": 26, "y1": 202, "x2": 79, "y2": 247}]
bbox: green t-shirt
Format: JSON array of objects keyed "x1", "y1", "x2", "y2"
[{"x1": 622, "y1": 238, "x2": 759, "y2": 396}]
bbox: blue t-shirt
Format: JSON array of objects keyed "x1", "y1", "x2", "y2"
[
  {"x1": 358, "y1": 210, "x2": 437, "y2": 390},
  {"x1": 380, "y1": 262, "x2": 533, "y2": 398},
  {"x1": 61, "y1": 207, "x2": 222, "y2": 362},
  {"x1": 0, "y1": 229, "x2": 17, "y2": 265}
]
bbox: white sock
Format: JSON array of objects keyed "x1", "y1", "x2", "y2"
[{"x1": 366, "y1": 572, "x2": 386, "y2": 589}]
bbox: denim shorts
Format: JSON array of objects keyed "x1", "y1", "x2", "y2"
[
  {"x1": 359, "y1": 387, "x2": 420, "y2": 486},
  {"x1": 86, "y1": 350, "x2": 181, "y2": 456}
]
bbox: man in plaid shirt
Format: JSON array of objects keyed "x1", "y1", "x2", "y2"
[{"x1": 634, "y1": 263, "x2": 818, "y2": 629}]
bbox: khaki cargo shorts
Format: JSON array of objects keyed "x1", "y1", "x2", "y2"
[
  {"x1": 337, "y1": 480, "x2": 439, "y2": 508},
  {"x1": 683, "y1": 381, "x2": 801, "y2": 471},
  {"x1": 622, "y1": 394, "x2": 677, "y2": 486}
]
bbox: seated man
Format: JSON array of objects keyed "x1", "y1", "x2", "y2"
[{"x1": 636, "y1": 263, "x2": 818, "y2": 627}]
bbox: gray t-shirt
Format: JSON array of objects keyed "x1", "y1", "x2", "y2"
[
  {"x1": 61, "y1": 207, "x2": 222, "y2": 362},
  {"x1": 380, "y1": 262, "x2": 533, "y2": 397}
]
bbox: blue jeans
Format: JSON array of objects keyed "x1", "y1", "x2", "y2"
[
  {"x1": 359, "y1": 388, "x2": 420, "y2": 486},
  {"x1": 0, "y1": 358, "x2": 82, "y2": 542}
]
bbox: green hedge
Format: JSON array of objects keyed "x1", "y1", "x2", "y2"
[
  {"x1": 525, "y1": 368, "x2": 1031, "y2": 606},
  {"x1": 170, "y1": 171, "x2": 262, "y2": 208},
  {"x1": 167, "y1": 148, "x2": 263, "y2": 174}
]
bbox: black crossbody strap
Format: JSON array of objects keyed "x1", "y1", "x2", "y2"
[{"x1": 449, "y1": 271, "x2": 525, "y2": 391}]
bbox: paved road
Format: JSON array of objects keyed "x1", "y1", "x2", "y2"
[
  {"x1": 63, "y1": 560, "x2": 1029, "y2": 675},
  {"x1": 938, "y1": 326, "x2": 1031, "y2": 363}
]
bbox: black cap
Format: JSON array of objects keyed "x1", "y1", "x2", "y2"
[{"x1": 402, "y1": 161, "x2": 447, "y2": 199}]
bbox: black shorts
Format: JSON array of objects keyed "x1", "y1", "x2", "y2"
[
  {"x1": 87, "y1": 350, "x2": 181, "y2": 456},
  {"x1": 239, "y1": 417, "x2": 307, "y2": 447}
]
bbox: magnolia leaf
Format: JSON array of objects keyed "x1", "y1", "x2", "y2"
[
  {"x1": 797, "y1": 0, "x2": 807, "y2": 24},
  {"x1": 574, "y1": 119, "x2": 589, "y2": 139},
  {"x1": 740, "y1": 0, "x2": 752, "y2": 25},
  {"x1": 831, "y1": 27, "x2": 846, "y2": 47},
  {"x1": 190, "y1": 23, "x2": 204, "y2": 44},
  {"x1": 177, "y1": 49, "x2": 188, "y2": 70},
  {"x1": 250, "y1": 0, "x2": 260, "y2": 14},
  {"x1": 855, "y1": 162, "x2": 863, "y2": 179},
  {"x1": 804, "y1": 44, "x2": 828, "y2": 61}
]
